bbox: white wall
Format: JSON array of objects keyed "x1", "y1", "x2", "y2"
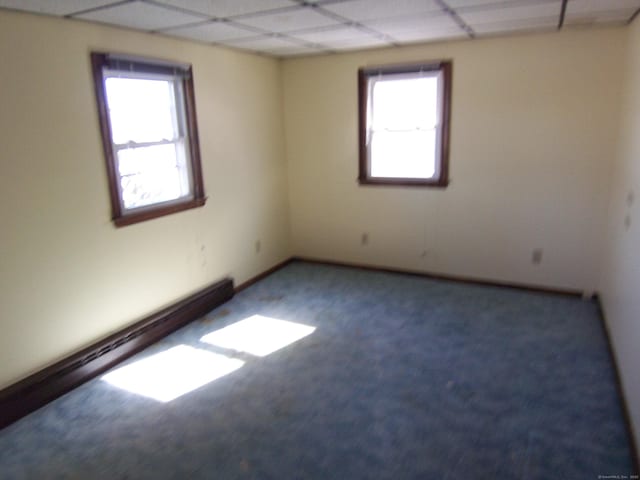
[
  {"x1": 0, "y1": 10, "x2": 291, "y2": 389},
  {"x1": 600, "y1": 17, "x2": 640, "y2": 452},
  {"x1": 282, "y1": 28, "x2": 626, "y2": 293}
]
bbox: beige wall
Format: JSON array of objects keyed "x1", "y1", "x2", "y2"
[
  {"x1": 282, "y1": 28, "x2": 625, "y2": 292},
  {"x1": 600, "y1": 18, "x2": 640, "y2": 452},
  {"x1": 0, "y1": 10, "x2": 291, "y2": 388}
]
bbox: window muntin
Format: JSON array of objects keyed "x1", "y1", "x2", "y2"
[
  {"x1": 358, "y1": 62, "x2": 451, "y2": 187},
  {"x1": 91, "y1": 53, "x2": 205, "y2": 226}
]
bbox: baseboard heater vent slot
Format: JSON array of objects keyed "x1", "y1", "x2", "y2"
[{"x1": 0, "y1": 277, "x2": 234, "y2": 429}]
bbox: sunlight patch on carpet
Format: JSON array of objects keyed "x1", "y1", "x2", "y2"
[
  {"x1": 201, "y1": 315, "x2": 316, "y2": 357},
  {"x1": 101, "y1": 345, "x2": 244, "y2": 402}
]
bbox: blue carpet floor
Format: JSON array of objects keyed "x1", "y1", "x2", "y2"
[{"x1": 0, "y1": 261, "x2": 635, "y2": 479}]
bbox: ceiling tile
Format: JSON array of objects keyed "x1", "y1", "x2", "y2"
[
  {"x1": 288, "y1": 25, "x2": 380, "y2": 43},
  {"x1": 152, "y1": 0, "x2": 298, "y2": 19},
  {"x1": 0, "y1": 0, "x2": 118, "y2": 16},
  {"x1": 320, "y1": 0, "x2": 443, "y2": 22},
  {"x1": 74, "y1": 2, "x2": 206, "y2": 30},
  {"x1": 227, "y1": 35, "x2": 306, "y2": 50},
  {"x1": 164, "y1": 20, "x2": 258, "y2": 42},
  {"x1": 285, "y1": 23, "x2": 394, "y2": 50},
  {"x1": 364, "y1": 14, "x2": 466, "y2": 44},
  {"x1": 299, "y1": 0, "x2": 348, "y2": 4},
  {"x1": 386, "y1": 28, "x2": 468, "y2": 43},
  {"x1": 234, "y1": 6, "x2": 341, "y2": 32},
  {"x1": 2, "y1": 0, "x2": 637, "y2": 60},
  {"x1": 566, "y1": 0, "x2": 640, "y2": 15},
  {"x1": 473, "y1": 16, "x2": 558, "y2": 34},
  {"x1": 324, "y1": 37, "x2": 393, "y2": 49},
  {"x1": 266, "y1": 45, "x2": 329, "y2": 56},
  {"x1": 446, "y1": 0, "x2": 556, "y2": 7},
  {"x1": 365, "y1": 13, "x2": 461, "y2": 33},
  {"x1": 458, "y1": 2, "x2": 561, "y2": 25}
]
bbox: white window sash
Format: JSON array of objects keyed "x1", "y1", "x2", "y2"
[
  {"x1": 366, "y1": 69, "x2": 444, "y2": 180},
  {"x1": 102, "y1": 70, "x2": 195, "y2": 212}
]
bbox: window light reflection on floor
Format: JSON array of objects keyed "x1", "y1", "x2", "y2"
[
  {"x1": 101, "y1": 345, "x2": 244, "y2": 402},
  {"x1": 201, "y1": 315, "x2": 316, "y2": 357}
]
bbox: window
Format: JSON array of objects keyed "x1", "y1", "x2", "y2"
[
  {"x1": 358, "y1": 61, "x2": 452, "y2": 187},
  {"x1": 91, "y1": 52, "x2": 206, "y2": 226}
]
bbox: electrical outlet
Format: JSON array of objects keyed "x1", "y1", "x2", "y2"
[
  {"x1": 255, "y1": 240, "x2": 261, "y2": 253},
  {"x1": 532, "y1": 248, "x2": 543, "y2": 265}
]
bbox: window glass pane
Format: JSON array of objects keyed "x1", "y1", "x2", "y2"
[
  {"x1": 370, "y1": 130, "x2": 436, "y2": 179},
  {"x1": 105, "y1": 77, "x2": 177, "y2": 144},
  {"x1": 118, "y1": 144, "x2": 189, "y2": 209},
  {"x1": 371, "y1": 76, "x2": 438, "y2": 131}
]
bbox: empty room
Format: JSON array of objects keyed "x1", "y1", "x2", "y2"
[{"x1": 1, "y1": 0, "x2": 639, "y2": 478}]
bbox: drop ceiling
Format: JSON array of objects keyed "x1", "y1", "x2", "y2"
[{"x1": 1, "y1": 0, "x2": 638, "y2": 57}]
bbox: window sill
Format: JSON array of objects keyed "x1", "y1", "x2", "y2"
[
  {"x1": 113, "y1": 197, "x2": 207, "y2": 227},
  {"x1": 357, "y1": 177, "x2": 449, "y2": 188}
]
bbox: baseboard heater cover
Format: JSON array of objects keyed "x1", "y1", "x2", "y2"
[{"x1": 0, "y1": 277, "x2": 234, "y2": 430}]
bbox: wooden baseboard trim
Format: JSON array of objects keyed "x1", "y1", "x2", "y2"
[
  {"x1": 291, "y1": 256, "x2": 583, "y2": 297},
  {"x1": 234, "y1": 258, "x2": 295, "y2": 293},
  {"x1": 593, "y1": 295, "x2": 640, "y2": 473},
  {"x1": 0, "y1": 277, "x2": 234, "y2": 430}
]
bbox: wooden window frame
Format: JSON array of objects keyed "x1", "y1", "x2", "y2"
[
  {"x1": 358, "y1": 61, "x2": 452, "y2": 188},
  {"x1": 91, "y1": 52, "x2": 206, "y2": 227}
]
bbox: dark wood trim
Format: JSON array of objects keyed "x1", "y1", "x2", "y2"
[
  {"x1": 237, "y1": 255, "x2": 580, "y2": 297},
  {"x1": 629, "y1": 7, "x2": 640, "y2": 25},
  {"x1": 440, "y1": 61, "x2": 452, "y2": 185},
  {"x1": 558, "y1": 0, "x2": 568, "y2": 29},
  {"x1": 593, "y1": 295, "x2": 640, "y2": 473},
  {"x1": 183, "y1": 66, "x2": 205, "y2": 202},
  {"x1": 100, "y1": 53, "x2": 191, "y2": 76},
  {"x1": 91, "y1": 52, "x2": 121, "y2": 222},
  {"x1": 357, "y1": 67, "x2": 368, "y2": 184},
  {"x1": 0, "y1": 278, "x2": 234, "y2": 430},
  {"x1": 291, "y1": 256, "x2": 583, "y2": 297},
  {"x1": 90, "y1": 51, "x2": 206, "y2": 228},
  {"x1": 357, "y1": 60, "x2": 452, "y2": 188},
  {"x1": 358, "y1": 177, "x2": 449, "y2": 188},
  {"x1": 234, "y1": 258, "x2": 295, "y2": 293},
  {"x1": 359, "y1": 62, "x2": 446, "y2": 77}
]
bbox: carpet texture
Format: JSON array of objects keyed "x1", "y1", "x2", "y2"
[{"x1": 0, "y1": 261, "x2": 635, "y2": 479}]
